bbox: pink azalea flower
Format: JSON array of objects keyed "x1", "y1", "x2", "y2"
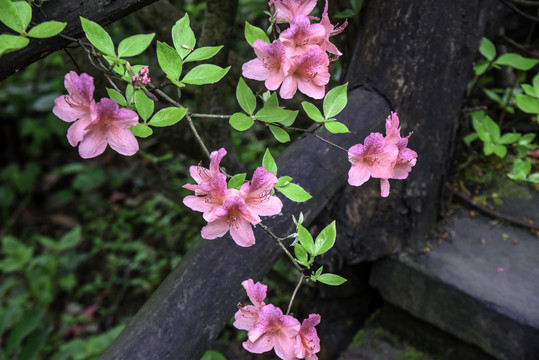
[
  {"x1": 243, "y1": 304, "x2": 301, "y2": 360},
  {"x1": 295, "y1": 314, "x2": 321, "y2": 360},
  {"x1": 242, "y1": 39, "x2": 291, "y2": 91},
  {"x1": 53, "y1": 71, "x2": 97, "y2": 148},
  {"x1": 233, "y1": 279, "x2": 268, "y2": 331},
  {"x1": 280, "y1": 48, "x2": 330, "y2": 99},
  {"x1": 183, "y1": 148, "x2": 227, "y2": 195},
  {"x1": 280, "y1": 15, "x2": 326, "y2": 57},
  {"x1": 348, "y1": 132, "x2": 399, "y2": 189},
  {"x1": 268, "y1": 0, "x2": 318, "y2": 23},
  {"x1": 76, "y1": 98, "x2": 139, "y2": 158},
  {"x1": 183, "y1": 173, "x2": 228, "y2": 222},
  {"x1": 240, "y1": 167, "x2": 283, "y2": 219},
  {"x1": 319, "y1": 0, "x2": 348, "y2": 56},
  {"x1": 384, "y1": 111, "x2": 401, "y2": 146}
]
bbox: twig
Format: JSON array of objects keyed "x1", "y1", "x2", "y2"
[
  {"x1": 189, "y1": 113, "x2": 231, "y2": 119},
  {"x1": 497, "y1": 0, "x2": 539, "y2": 21},
  {"x1": 312, "y1": 133, "x2": 349, "y2": 152},
  {"x1": 286, "y1": 274, "x2": 305, "y2": 315},
  {"x1": 447, "y1": 185, "x2": 539, "y2": 231},
  {"x1": 258, "y1": 223, "x2": 304, "y2": 272},
  {"x1": 508, "y1": 0, "x2": 539, "y2": 6}
]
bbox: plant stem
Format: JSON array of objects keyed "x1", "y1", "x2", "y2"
[
  {"x1": 286, "y1": 273, "x2": 305, "y2": 315},
  {"x1": 258, "y1": 223, "x2": 304, "y2": 273},
  {"x1": 190, "y1": 113, "x2": 232, "y2": 119},
  {"x1": 312, "y1": 133, "x2": 349, "y2": 152}
]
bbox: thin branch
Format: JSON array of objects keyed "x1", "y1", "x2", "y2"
[
  {"x1": 311, "y1": 133, "x2": 349, "y2": 153},
  {"x1": 189, "y1": 113, "x2": 232, "y2": 119},
  {"x1": 497, "y1": 0, "x2": 539, "y2": 21},
  {"x1": 508, "y1": 0, "x2": 539, "y2": 6},
  {"x1": 258, "y1": 223, "x2": 304, "y2": 272},
  {"x1": 286, "y1": 274, "x2": 305, "y2": 315}
]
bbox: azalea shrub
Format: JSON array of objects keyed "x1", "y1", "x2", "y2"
[{"x1": 0, "y1": 0, "x2": 419, "y2": 359}]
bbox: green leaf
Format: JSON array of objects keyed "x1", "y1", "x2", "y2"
[
  {"x1": 6, "y1": 309, "x2": 44, "y2": 355},
  {"x1": 262, "y1": 148, "x2": 277, "y2": 175},
  {"x1": 479, "y1": 37, "x2": 496, "y2": 61},
  {"x1": 493, "y1": 144, "x2": 507, "y2": 158},
  {"x1": 13, "y1": 1, "x2": 31, "y2": 31},
  {"x1": 527, "y1": 173, "x2": 539, "y2": 183},
  {"x1": 0, "y1": 34, "x2": 29, "y2": 56},
  {"x1": 130, "y1": 123, "x2": 153, "y2": 138},
  {"x1": 182, "y1": 64, "x2": 230, "y2": 85},
  {"x1": 58, "y1": 227, "x2": 81, "y2": 251},
  {"x1": 244, "y1": 21, "x2": 270, "y2": 45},
  {"x1": 314, "y1": 221, "x2": 336, "y2": 256},
  {"x1": 297, "y1": 224, "x2": 314, "y2": 255},
  {"x1": 508, "y1": 158, "x2": 531, "y2": 180},
  {"x1": 236, "y1": 77, "x2": 256, "y2": 115},
  {"x1": 229, "y1": 112, "x2": 254, "y2": 131},
  {"x1": 118, "y1": 33, "x2": 155, "y2": 57},
  {"x1": 515, "y1": 94, "x2": 539, "y2": 114},
  {"x1": 294, "y1": 243, "x2": 308, "y2": 264},
  {"x1": 302, "y1": 101, "x2": 325, "y2": 122},
  {"x1": 473, "y1": 60, "x2": 490, "y2": 75},
  {"x1": 268, "y1": 125, "x2": 290, "y2": 143},
  {"x1": 463, "y1": 132, "x2": 478, "y2": 144},
  {"x1": 484, "y1": 116, "x2": 500, "y2": 142},
  {"x1": 521, "y1": 84, "x2": 537, "y2": 97},
  {"x1": 533, "y1": 73, "x2": 539, "y2": 94},
  {"x1": 27, "y1": 21, "x2": 67, "y2": 38},
  {"x1": 157, "y1": 41, "x2": 183, "y2": 80},
  {"x1": 228, "y1": 173, "x2": 247, "y2": 190},
  {"x1": 149, "y1": 107, "x2": 187, "y2": 127},
  {"x1": 172, "y1": 14, "x2": 196, "y2": 59},
  {"x1": 80, "y1": 17, "x2": 115, "y2": 56},
  {"x1": 276, "y1": 182, "x2": 312, "y2": 202},
  {"x1": 315, "y1": 266, "x2": 324, "y2": 277},
  {"x1": 135, "y1": 90, "x2": 154, "y2": 122},
  {"x1": 323, "y1": 83, "x2": 348, "y2": 119},
  {"x1": 264, "y1": 92, "x2": 279, "y2": 108},
  {"x1": 255, "y1": 106, "x2": 295, "y2": 123},
  {"x1": 106, "y1": 88, "x2": 127, "y2": 107},
  {"x1": 316, "y1": 273, "x2": 347, "y2": 286},
  {"x1": 483, "y1": 142, "x2": 495, "y2": 156},
  {"x1": 499, "y1": 133, "x2": 520, "y2": 144},
  {"x1": 18, "y1": 328, "x2": 49, "y2": 360},
  {"x1": 496, "y1": 53, "x2": 539, "y2": 71},
  {"x1": 200, "y1": 350, "x2": 227, "y2": 360},
  {"x1": 324, "y1": 121, "x2": 350, "y2": 134},
  {"x1": 125, "y1": 84, "x2": 134, "y2": 106},
  {"x1": 0, "y1": 0, "x2": 23, "y2": 32},
  {"x1": 276, "y1": 176, "x2": 292, "y2": 187},
  {"x1": 184, "y1": 45, "x2": 223, "y2": 63}
]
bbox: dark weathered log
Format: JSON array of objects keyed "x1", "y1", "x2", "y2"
[
  {"x1": 101, "y1": 0, "x2": 488, "y2": 359},
  {"x1": 0, "y1": 0, "x2": 158, "y2": 81},
  {"x1": 101, "y1": 86, "x2": 390, "y2": 360}
]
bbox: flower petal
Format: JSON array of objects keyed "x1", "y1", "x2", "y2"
[
  {"x1": 348, "y1": 161, "x2": 370, "y2": 186},
  {"x1": 229, "y1": 218, "x2": 256, "y2": 247},
  {"x1": 107, "y1": 127, "x2": 139, "y2": 156},
  {"x1": 77, "y1": 127, "x2": 108, "y2": 159},
  {"x1": 380, "y1": 179, "x2": 390, "y2": 197},
  {"x1": 201, "y1": 217, "x2": 229, "y2": 239}
]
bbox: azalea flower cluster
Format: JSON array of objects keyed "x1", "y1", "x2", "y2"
[
  {"x1": 131, "y1": 66, "x2": 151, "y2": 86},
  {"x1": 53, "y1": 71, "x2": 140, "y2": 159},
  {"x1": 242, "y1": 0, "x2": 347, "y2": 99},
  {"x1": 183, "y1": 148, "x2": 283, "y2": 247},
  {"x1": 234, "y1": 279, "x2": 321, "y2": 360},
  {"x1": 348, "y1": 112, "x2": 418, "y2": 197}
]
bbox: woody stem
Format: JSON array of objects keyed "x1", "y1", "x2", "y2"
[
  {"x1": 258, "y1": 223, "x2": 304, "y2": 273},
  {"x1": 286, "y1": 273, "x2": 305, "y2": 315}
]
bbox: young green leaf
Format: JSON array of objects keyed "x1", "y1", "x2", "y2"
[
  {"x1": 515, "y1": 94, "x2": 539, "y2": 114},
  {"x1": 184, "y1": 46, "x2": 223, "y2": 63},
  {"x1": 157, "y1": 41, "x2": 183, "y2": 80},
  {"x1": 324, "y1": 121, "x2": 350, "y2": 134},
  {"x1": 264, "y1": 92, "x2": 279, "y2": 108},
  {"x1": 315, "y1": 266, "x2": 324, "y2": 278},
  {"x1": 58, "y1": 227, "x2": 81, "y2": 251},
  {"x1": 135, "y1": 90, "x2": 154, "y2": 122},
  {"x1": 479, "y1": 37, "x2": 496, "y2": 61},
  {"x1": 473, "y1": 60, "x2": 490, "y2": 76},
  {"x1": 118, "y1": 33, "x2": 155, "y2": 57},
  {"x1": 276, "y1": 182, "x2": 312, "y2": 202},
  {"x1": 276, "y1": 176, "x2": 292, "y2": 187},
  {"x1": 255, "y1": 106, "x2": 295, "y2": 123},
  {"x1": 316, "y1": 273, "x2": 347, "y2": 286},
  {"x1": 149, "y1": 107, "x2": 187, "y2": 127},
  {"x1": 236, "y1": 78, "x2": 256, "y2": 115},
  {"x1": 492, "y1": 144, "x2": 507, "y2": 158},
  {"x1": 323, "y1": 83, "x2": 348, "y2": 119},
  {"x1": 277, "y1": 110, "x2": 298, "y2": 127},
  {"x1": 268, "y1": 125, "x2": 290, "y2": 143},
  {"x1": 27, "y1": 21, "x2": 67, "y2": 38},
  {"x1": 294, "y1": 243, "x2": 309, "y2": 264},
  {"x1": 297, "y1": 224, "x2": 314, "y2": 255},
  {"x1": 521, "y1": 84, "x2": 537, "y2": 97},
  {"x1": 302, "y1": 101, "x2": 325, "y2": 122},
  {"x1": 0, "y1": 34, "x2": 29, "y2": 56},
  {"x1": 14, "y1": 1, "x2": 31, "y2": 31},
  {"x1": 229, "y1": 112, "x2": 254, "y2": 131},
  {"x1": 262, "y1": 148, "x2": 278, "y2": 175},
  {"x1": 106, "y1": 88, "x2": 127, "y2": 107},
  {"x1": 182, "y1": 64, "x2": 230, "y2": 85},
  {"x1": 533, "y1": 73, "x2": 539, "y2": 94},
  {"x1": 80, "y1": 17, "x2": 115, "y2": 56},
  {"x1": 0, "y1": 0, "x2": 23, "y2": 33},
  {"x1": 508, "y1": 158, "x2": 531, "y2": 181},
  {"x1": 244, "y1": 21, "x2": 270, "y2": 45},
  {"x1": 228, "y1": 173, "x2": 247, "y2": 190},
  {"x1": 314, "y1": 221, "x2": 336, "y2": 256},
  {"x1": 499, "y1": 133, "x2": 520, "y2": 145},
  {"x1": 130, "y1": 123, "x2": 153, "y2": 138},
  {"x1": 172, "y1": 14, "x2": 196, "y2": 59},
  {"x1": 496, "y1": 53, "x2": 539, "y2": 71}
]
